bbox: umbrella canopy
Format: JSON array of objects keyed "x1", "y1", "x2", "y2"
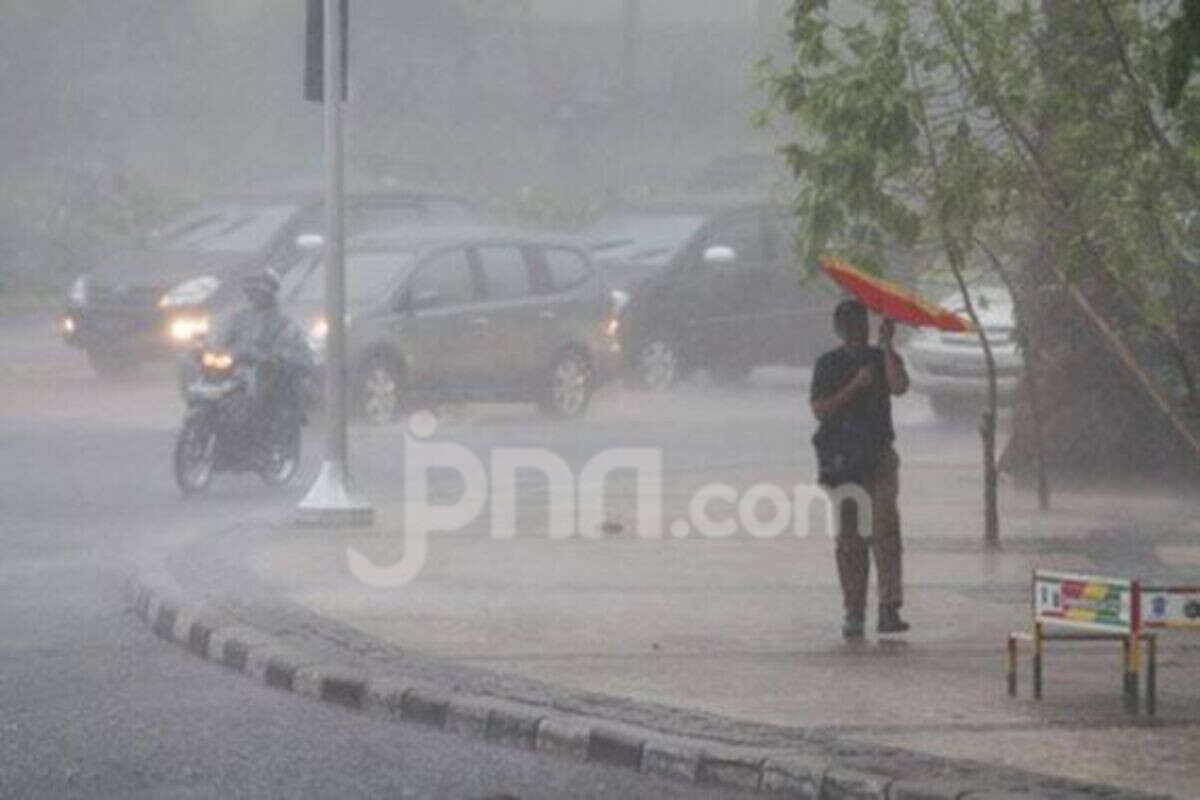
[{"x1": 818, "y1": 257, "x2": 973, "y2": 333}]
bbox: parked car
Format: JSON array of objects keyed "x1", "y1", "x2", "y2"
[
  {"x1": 587, "y1": 200, "x2": 830, "y2": 389},
  {"x1": 902, "y1": 285, "x2": 1023, "y2": 417},
  {"x1": 280, "y1": 227, "x2": 623, "y2": 422},
  {"x1": 61, "y1": 189, "x2": 478, "y2": 376},
  {"x1": 584, "y1": 210, "x2": 711, "y2": 293}
]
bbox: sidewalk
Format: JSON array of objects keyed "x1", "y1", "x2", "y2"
[{"x1": 161, "y1": 452, "x2": 1200, "y2": 798}]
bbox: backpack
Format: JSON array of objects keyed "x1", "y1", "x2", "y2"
[{"x1": 812, "y1": 416, "x2": 879, "y2": 487}]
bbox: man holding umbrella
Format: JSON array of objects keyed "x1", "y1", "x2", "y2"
[{"x1": 810, "y1": 299, "x2": 910, "y2": 638}]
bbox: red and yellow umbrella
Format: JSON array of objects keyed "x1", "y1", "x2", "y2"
[{"x1": 818, "y1": 257, "x2": 972, "y2": 333}]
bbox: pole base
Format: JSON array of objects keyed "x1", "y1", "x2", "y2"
[{"x1": 296, "y1": 459, "x2": 374, "y2": 527}]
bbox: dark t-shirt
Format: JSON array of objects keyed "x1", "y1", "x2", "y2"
[{"x1": 810, "y1": 345, "x2": 896, "y2": 452}]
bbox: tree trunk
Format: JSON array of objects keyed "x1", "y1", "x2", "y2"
[
  {"x1": 948, "y1": 246, "x2": 1000, "y2": 545},
  {"x1": 1023, "y1": 343, "x2": 1051, "y2": 511}
]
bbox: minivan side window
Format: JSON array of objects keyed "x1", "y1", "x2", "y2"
[
  {"x1": 542, "y1": 248, "x2": 591, "y2": 292},
  {"x1": 476, "y1": 245, "x2": 531, "y2": 301},
  {"x1": 409, "y1": 248, "x2": 475, "y2": 308}
]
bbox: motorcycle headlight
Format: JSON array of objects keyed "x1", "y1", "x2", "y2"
[
  {"x1": 159, "y1": 275, "x2": 220, "y2": 308},
  {"x1": 69, "y1": 275, "x2": 87, "y2": 306},
  {"x1": 201, "y1": 351, "x2": 234, "y2": 371}
]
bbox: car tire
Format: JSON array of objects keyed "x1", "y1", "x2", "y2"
[
  {"x1": 633, "y1": 336, "x2": 682, "y2": 391},
  {"x1": 357, "y1": 354, "x2": 404, "y2": 425},
  {"x1": 539, "y1": 349, "x2": 593, "y2": 418}
]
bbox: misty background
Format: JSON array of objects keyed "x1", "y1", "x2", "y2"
[{"x1": 0, "y1": 0, "x2": 792, "y2": 300}]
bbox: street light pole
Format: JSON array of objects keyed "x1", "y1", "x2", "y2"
[{"x1": 298, "y1": 0, "x2": 373, "y2": 527}]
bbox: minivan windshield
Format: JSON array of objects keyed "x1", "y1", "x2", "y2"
[
  {"x1": 286, "y1": 251, "x2": 416, "y2": 308},
  {"x1": 584, "y1": 213, "x2": 707, "y2": 268},
  {"x1": 155, "y1": 204, "x2": 300, "y2": 254}
]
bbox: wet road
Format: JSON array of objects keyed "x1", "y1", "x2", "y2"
[{"x1": 0, "y1": 316, "x2": 771, "y2": 799}]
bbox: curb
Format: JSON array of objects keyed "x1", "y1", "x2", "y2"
[{"x1": 126, "y1": 569, "x2": 1128, "y2": 799}]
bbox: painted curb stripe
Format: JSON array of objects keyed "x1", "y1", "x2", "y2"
[
  {"x1": 587, "y1": 728, "x2": 644, "y2": 770},
  {"x1": 399, "y1": 689, "x2": 449, "y2": 728},
  {"x1": 321, "y1": 676, "x2": 366, "y2": 710},
  {"x1": 124, "y1": 573, "x2": 1018, "y2": 800}
]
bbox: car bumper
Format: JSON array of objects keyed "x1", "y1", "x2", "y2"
[
  {"x1": 903, "y1": 342, "x2": 1023, "y2": 405},
  {"x1": 62, "y1": 306, "x2": 212, "y2": 357},
  {"x1": 907, "y1": 367, "x2": 1021, "y2": 404}
]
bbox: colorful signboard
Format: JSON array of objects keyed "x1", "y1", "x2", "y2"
[
  {"x1": 1033, "y1": 571, "x2": 1133, "y2": 633},
  {"x1": 1034, "y1": 571, "x2": 1200, "y2": 632},
  {"x1": 1141, "y1": 586, "x2": 1200, "y2": 629}
]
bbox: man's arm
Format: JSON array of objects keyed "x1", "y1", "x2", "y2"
[
  {"x1": 215, "y1": 310, "x2": 243, "y2": 351},
  {"x1": 811, "y1": 364, "x2": 872, "y2": 421},
  {"x1": 879, "y1": 320, "x2": 908, "y2": 396},
  {"x1": 883, "y1": 349, "x2": 908, "y2": 396},
  {"x1": 276, "y1": 318, "x2": 315, "y2": 370}
]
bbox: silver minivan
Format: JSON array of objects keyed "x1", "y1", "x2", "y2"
[{"x1": 282, "y1": 227, "x2": 623, "y2": 422}]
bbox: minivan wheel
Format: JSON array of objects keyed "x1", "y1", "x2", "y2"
[
  {"x1": 539, "y1": 350, "x2": 592, "y2": 418},
  {"x1": 634, "y1": 337, "x2": 680, "y2": 391},
  {"x1": 358, "y1": 356, "x2": 403, "y2": 425}
]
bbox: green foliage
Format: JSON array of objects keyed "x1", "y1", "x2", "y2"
[
  {"x1": 1163, "y1": 0, "x2": 1200, "y2": 108},
  {"x1": 766, "y1": 0, "x2": 1200, "y2": 482},
  {"x1": 766, "y1": 0, "x2": 1200, "y2": 338}
]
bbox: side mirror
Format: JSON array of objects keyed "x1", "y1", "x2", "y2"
[
  {"x1": 702, "y1": 245, "x2": 737, "y2": 266},
  {"x1": 295, "y1": 233, "x2": 324, "y2": 251}
]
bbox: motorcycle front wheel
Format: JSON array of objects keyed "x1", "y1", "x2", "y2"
[
  {"x1": 258, "y1": 420, "x2": 301, "y2": 487},
  {"x1": 174, "y1": 414, "x2": 218, "y2": 494}
]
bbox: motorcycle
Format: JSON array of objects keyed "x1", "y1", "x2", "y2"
[{"x1": 173, "y1": 346, "x2": 304, "y2": 494}]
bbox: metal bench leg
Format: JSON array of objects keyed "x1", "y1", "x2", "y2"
[
  {"x1": 1146, "y1": 635, "x2": 1156, "y2": 717},
  {"x1": 1033, "y1": 623, "x2": 1043, "y2": 701},
  {"x1": 1007, "y1": 634, "x2": 1018, "y2": 697},
  {"x1": 1124, "y1": 635, "x2": 1141, "y2": 715}
]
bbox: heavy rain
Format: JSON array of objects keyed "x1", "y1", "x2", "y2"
[{"x1": 2, "y1": 2, "x2": 1200, "y2": 798}]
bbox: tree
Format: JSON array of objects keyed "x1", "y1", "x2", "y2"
[
  {"x1": 766, "y1": 0, "x2": 1200, "y2": 543},
  {"x1": 765, "y1": 1, "x2": 1023, "y2": 542}
]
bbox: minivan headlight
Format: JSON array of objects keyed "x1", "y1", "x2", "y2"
[
  {"x1": 168, "y1": 315, "x2": 211, "y2": 343},
  {"x1": 159, "y1": 275, "x2": 220, "y2": 308},
  {"x1": 307, "y1": 316, "x2": 329, "y2": 352}
]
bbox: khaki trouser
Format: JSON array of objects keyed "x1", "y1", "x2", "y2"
[{"x1": 836, "y1": 445, "x2": 902, "y2": 613}]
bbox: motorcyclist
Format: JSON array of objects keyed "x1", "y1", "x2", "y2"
[{"x1": 217, "y1": 268, "x2": 313, "y2": 447}]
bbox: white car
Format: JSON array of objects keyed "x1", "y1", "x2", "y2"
[{"x1": 902, "y1": 286, "x2": 1023, "y2": 417}]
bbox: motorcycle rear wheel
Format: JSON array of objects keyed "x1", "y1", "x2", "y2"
[{"x1": 174, "y1": 416, "x2": 217, "y2": 494}]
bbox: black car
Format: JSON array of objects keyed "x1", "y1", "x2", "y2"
[
  {"x1": 61, "y1": 190, "x2": 478, "y2": 375},
  {"x1": 280, "y1": 227, "x2": 624, "y2": 422},
  {"x1": 586, "y1": 200, "x2": 830, "y2": 389}
]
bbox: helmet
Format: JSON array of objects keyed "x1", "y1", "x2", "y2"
[{"x1": 243, "y1": 267, "x2": 281, "y2": 296}]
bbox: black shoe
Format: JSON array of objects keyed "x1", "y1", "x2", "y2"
[
  {"x1": 842, "y1": 611, "x2": 865, "y2": 639},
  {"x1": 877, "y1": 607, "x2": 910, "y2": 634}
]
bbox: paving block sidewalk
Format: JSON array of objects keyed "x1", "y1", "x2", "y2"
[{"x1": 156, "y1": 453, "x2": 1200, "y2": 798}]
